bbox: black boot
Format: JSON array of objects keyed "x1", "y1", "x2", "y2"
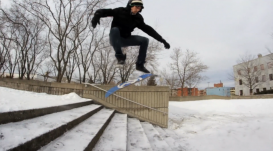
[
  {"x1": 136, "y1": 63, "x2": 150, "y2": 73},
  {"x1": 116, "y1": 54, "x2": 126, "y2": 65}
]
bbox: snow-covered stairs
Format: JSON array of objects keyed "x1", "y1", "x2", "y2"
[
  {"x1": 0, "y1": 101, "x2": 183, "y2": 151},
  {"x1": 0, "y1": 100, "x2": 94, "y2": 125},
  {"x1": 40, "y1": 109, "x2": 115, "y2": 151},
  {"x1": 127, "y1": 118, "x2": 153, "y2": 151},
  {"x1": 93, "y1": 113, "x2": 128, "y2": 151},
  {"x1": 0, "y1": 104, "x2": 103, "y2": 151}
]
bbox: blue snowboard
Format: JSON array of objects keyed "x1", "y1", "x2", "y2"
[{"x1": 105, "y1": 73, "x2": 154, "y2": 98}]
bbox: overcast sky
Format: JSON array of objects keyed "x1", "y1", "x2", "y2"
[
  {"x1": 126, "y1": 0, "x2": 273, "y2": 88},
  {"x1": 2, "y1": 0, "x2": 273, "y2": 89}
]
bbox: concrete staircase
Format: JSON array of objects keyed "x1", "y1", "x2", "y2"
[{"x1": 0, "y1": 100, "x2": 185, "y2": 151}]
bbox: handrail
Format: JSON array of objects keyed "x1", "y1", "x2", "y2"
[{"x1": 84, "y1": 83, "x2": 168, "y2": 115}]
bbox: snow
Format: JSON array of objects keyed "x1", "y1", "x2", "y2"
[
  {"x1": 127, "y1": 118, "x2": 153, "y2": 151},
  {"x1": 0, "y1": 87, "x2": 89, "y2": 113},
  {"x1": 93, "y1": 113, "x2": 127, "y2": 151},
  {"x1": 1, "y1": 86, "x2": 273, "y2": 151},
  {"x1": 141, "y1": 122, "x2": 171, "y2": 151},
  {"x1": 154, "y1": 125, "x2": 185, "y2": 150},
  {"x1": 39, "y1": 108, "x2": 114, "y2": 151},
  {"x1": 169, "y1": 99, "x2": 273, "y2": 151},
  {"x1": 0, "y1": 104, "x2": 101, "y2": 151}
]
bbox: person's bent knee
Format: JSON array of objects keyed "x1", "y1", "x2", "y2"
[
  {"x1": 142, "y1": 37, "x2": 149, "y2": 45},
  {"x1": 110, "y1": 27, "x2": 120, "y2": 34}
]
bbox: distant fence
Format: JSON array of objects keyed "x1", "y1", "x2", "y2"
[{"x1": 0, "y1": 78, "x2": 169, "y2": 128}]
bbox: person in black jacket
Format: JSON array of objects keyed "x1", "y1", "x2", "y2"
[{"x1": 91, "y1": 0, "x2": 170, "y2": 73}]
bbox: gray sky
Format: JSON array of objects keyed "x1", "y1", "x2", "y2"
[
  {"x1": 131, "y1": 0, "x2": 273, "y2": 89},
  {"x1": 2, "y1": 0, "x2": 273, "y2": 89}
]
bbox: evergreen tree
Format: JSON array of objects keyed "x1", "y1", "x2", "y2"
[{"x1": 147, "y1": 76, "x2": 157, "y2": 86}]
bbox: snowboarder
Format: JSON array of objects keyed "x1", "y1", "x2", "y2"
[{"x1": 91, "y1": 0, "x2": 170, "y2": 73}]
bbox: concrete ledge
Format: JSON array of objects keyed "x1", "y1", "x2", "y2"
[
  {"x1": 0, "y1": 101, "x2": 93, "y2": 124},
  {"x1": 9, "y1": 106, "x2": 103, "y2": 151}
]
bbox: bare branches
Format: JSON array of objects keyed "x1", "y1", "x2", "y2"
[
  {"x1": 234, "y1": 52, "x2": 261, "y2": 94},
  {"x1": 16, "y1": 0, "x2": 114, "y2": 82},
  {"x1": 170, "y1": 48, "x2": 208, "y2": 96},
  {"x1": 0, "y1": 2, "x2": 47, "y2": 80}
]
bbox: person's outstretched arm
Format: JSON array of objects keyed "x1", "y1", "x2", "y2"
[{"x1": 138, "y1": 17, "x2": 170, "y2": 49}]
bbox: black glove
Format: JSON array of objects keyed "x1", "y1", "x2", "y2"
[
  {"x1": 91, "y1": 15, "x2": 100, "y2": 28},
  {"x1": 162, "y1": 39, "x2": 170, "y2": 49}
]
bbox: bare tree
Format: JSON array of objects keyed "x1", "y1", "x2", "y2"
[
  {"x1": 38, "y1": 60, "x2": 55, "y2": 82},
  {"x1": 17, "y1": 0, "x2": 117, "y2": 82},
  {"x1": 98, "y1": 43, "x2": 118, "y2": 84},
  {"x1": 65, "y1": 53, "x2": 77, "y2": 83},
  {"x1": 0, "y1": 3, "x2": 47, "y2": 80},
  {"x1": 87, "y1": 51, "x2": 101, "y2": 84},
  {"x1": 75, "y1": 19, "x2": 111, "y2": 83},
  {"x1": 160, "y1": 68, "x2": 179, "y2": 88},
  {"x1": 117, "y1": 47, "x2": 139, "y2": 83},
  {"x1": 234, "y1": 52, "x2": 261, "y2": 95},
  {"x1": 0, "y1": 38, "x2": 11, "y2": 76},
  {"x1": 0, "y1": 24, "x2": 18, "y2": 78},
  {"x1": 145, "y1": 39, "x2": 164, "y2": 72},
  {"x1": 159, "y1": 69, "x2": 180, "y2": 96},
  {"x1": 170, "y1": 48, "x2": 208, "y2": 96}
]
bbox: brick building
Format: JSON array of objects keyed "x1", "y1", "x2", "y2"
[
  {"x1": 177, "y1": 87, "x2": 199, "y2": 96},
  {"x1": 214, "y1": 82, "x2": 223, "y2": 87}
]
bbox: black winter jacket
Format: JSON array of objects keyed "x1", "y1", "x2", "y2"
[{"x1": 94, "y1": 2, "x2": 164, "y2": 42}]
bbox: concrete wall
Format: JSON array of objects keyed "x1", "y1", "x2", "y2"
[{"x1": 0, "y1": 78, "x2": 169, "y2": 128}]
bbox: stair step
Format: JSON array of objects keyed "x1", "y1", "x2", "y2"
[
  {"x1": 127, "y1": 118, "x2": 152, "y2": 151},
  {"x1": 154, "y1": 126, "x2": 185, "y2": 151},
  {"x1": 0, "y1": 104, "x2": 102, "y2": 151},
  {"x1": 40, "y1": 108, "x2": 115, "y2": 151},
  {"x1": 0, "y1": 100, "x2": 93, "y2": 124},
  {"x1": 93, "y1": 113, "x2": 127, "y2": 151},
  {"x1": 141, "y1": 122, "x2": 171, "y2": 151}
]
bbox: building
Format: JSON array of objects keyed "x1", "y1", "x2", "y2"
[
  {"x1": 233, "y1": 53, "x2": 273, "y2": 96},
  {"x1": 230, "y1": 87, "x2": 235, "y2": 95},
  {"x1": 214, "y1": 82, "x2": 223, "y2": 87},
  {"x1": 206, "y1": 87, "x2": 231, "y2": 97},
  {"x1": 177, "y1": 87, "x2": 199, "y2": 96},
  {"x1": 199, "y1": 90, "x2": 206, "y2": 96}
]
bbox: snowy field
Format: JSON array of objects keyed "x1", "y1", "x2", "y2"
[
  {"x1": 169, "y1": 100, "x2": 273, "y2": 151},
  {"x1": 1, "y1": 86, "x2": 273, "y2": 151}
]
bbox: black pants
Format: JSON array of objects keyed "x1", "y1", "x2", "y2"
[{"x1": 109, "y1": 27, "x2": 149, "y2": 64}]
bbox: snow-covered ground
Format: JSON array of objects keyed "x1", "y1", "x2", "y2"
[
  {"x1": 0, "y1": 87, "x2": 89, "y2": 113},
  {"x1": 1, "y1": 86, "x2": 273, "y2": 151},
  {"x1": 169, "y1": 100, "x2": 273, "y2": 151}
]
